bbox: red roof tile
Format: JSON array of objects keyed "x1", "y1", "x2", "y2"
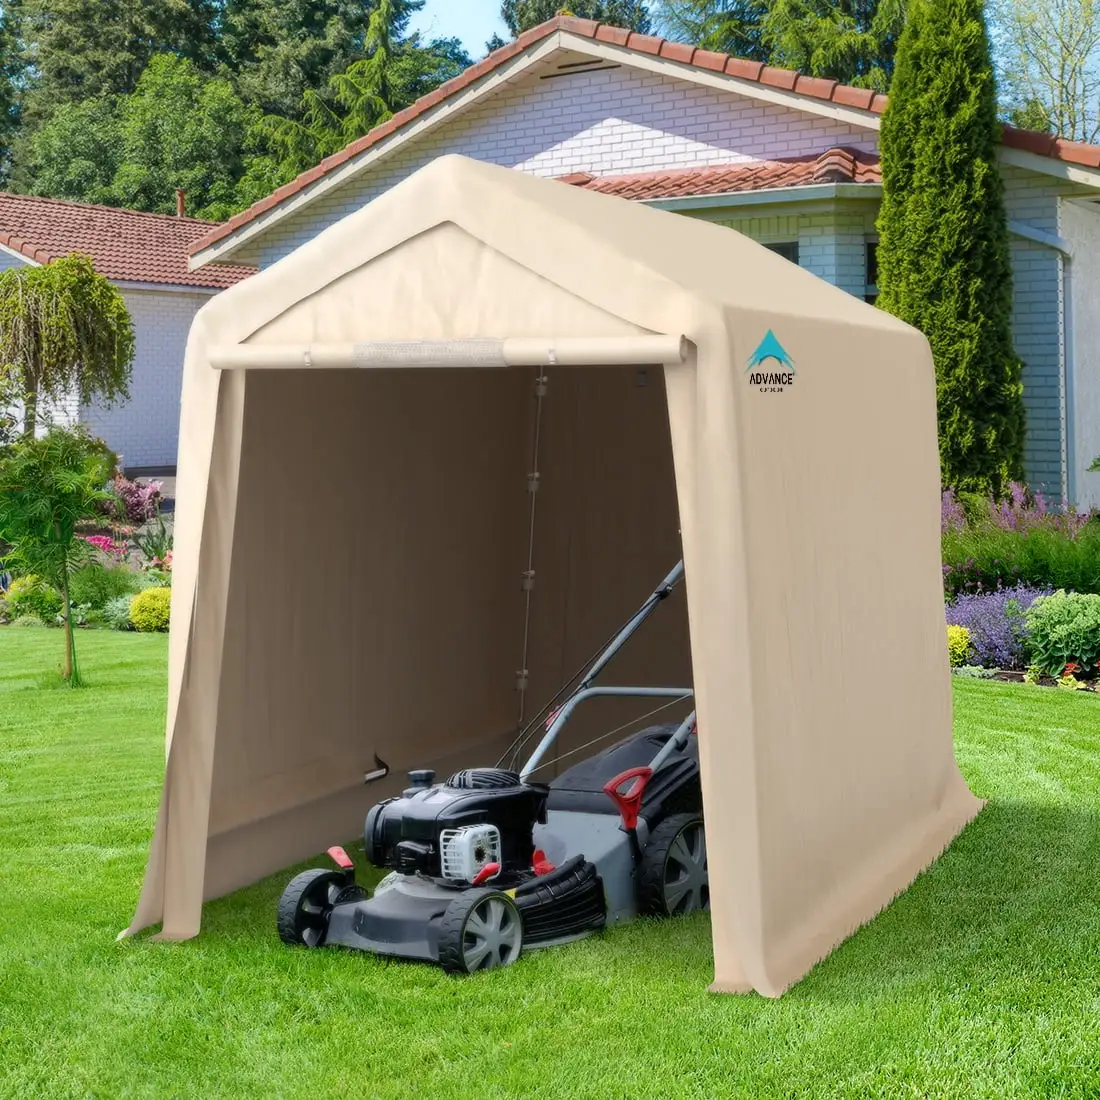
[
  {"x1": 0, "y1": 192, "x2": 254, "y2": 288},
  {"x1": 188, "y1": 14, "x2": 1100, "y2": 260},
  {"x1": 559, "y1": 147, "x2": 881, "y2": 200}
]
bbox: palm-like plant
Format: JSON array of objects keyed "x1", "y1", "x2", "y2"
[{"x1": 0, "y1": 427, "x2": 115, "y2": 684}]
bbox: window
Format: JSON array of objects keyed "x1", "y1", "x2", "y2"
[
  {"x1": 764, "y1": 241, "x2": 799, "y2": 264},
  {"x1": 864, "y1": 241, "x2": 879, "y2": 304}
]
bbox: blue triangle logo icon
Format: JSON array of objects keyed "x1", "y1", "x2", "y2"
[{"x1": 746, "y1": 330, "x2": 796, "y2": 373}]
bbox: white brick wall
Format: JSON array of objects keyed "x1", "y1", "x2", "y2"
[
  {"x1": 248, "y1": 65, "x2": 880, "y2": 267},
  {"x1": 709, "y1": 205, "x2": 876, "y2": 297},
  {"x1": 81, "y1": 288, "x2": 212, "y2": 470}
]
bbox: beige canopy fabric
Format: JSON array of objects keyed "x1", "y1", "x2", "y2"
[{"x1": 126, "y1": 154, "x2": 982, "y2": 997}]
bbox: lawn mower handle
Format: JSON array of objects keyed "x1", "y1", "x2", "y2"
[
  {"x1": 519, "y1": 686, "x2": 693, "y2": 780},
  {"x1": 575, "y1": 561, "x2": 684, "y2": 691}
]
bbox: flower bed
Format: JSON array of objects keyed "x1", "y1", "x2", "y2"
[{"x1": 942, "y1": 485, "x2": 1100, "y2": 691}]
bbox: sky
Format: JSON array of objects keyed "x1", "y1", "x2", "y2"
[{"x1": 409, "y1": 0, "x2": 510, "y2": 59}]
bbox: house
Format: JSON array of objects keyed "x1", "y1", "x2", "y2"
[
  {"x1": 0, "y1": 193, "x2": 254, "y2": 472},
  {"x1": 187, "y1": 16, "x2": 1100, "y2": 508}
]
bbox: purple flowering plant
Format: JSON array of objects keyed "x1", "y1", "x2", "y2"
[
  {"x1": 941, "y1": 483, "x2": 1100, "y2": 599},
  {"x1": 945, "y1": 584, "x2": 1053, "y2": 669},
  {"x1": 942, "y1": 482, "x2": 1092, "y2": 537}
]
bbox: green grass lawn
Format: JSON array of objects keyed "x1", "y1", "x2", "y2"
[{"x1": 2, "y1": 629, "x2": 1100, "y2": 1099}]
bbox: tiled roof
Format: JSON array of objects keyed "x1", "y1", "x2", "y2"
[
  {"x1": 189, "y1": 14, "x2": 1100, "y2": 260},
  {"x1": 561, "y1": 147, "x2": 881, "y2": 200},
  {"x1": 0, "y1": 192, "x2": 254, "y2": 288}
]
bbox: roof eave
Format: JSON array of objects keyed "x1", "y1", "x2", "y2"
[
  {"x1": 0, "y1": 241, "x2": 40, "y2": 266},
  {"x1": 999, "y1": 145, "x2": 1100, "y2": 188},
  {"x1": 641, "y1": 181, "x2": 882, "y2": 211},
  {"x1": 575, "y1": 34, "x2": 881, "y2": 130}
]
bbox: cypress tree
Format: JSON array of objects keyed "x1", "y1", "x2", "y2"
[{"x1": 875, "y1": 0, "x2": 1025, "y2": 496}]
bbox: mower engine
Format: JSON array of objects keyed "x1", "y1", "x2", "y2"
[{"x1": 363, "y1": 767, "x2": 548, "y2": 886}]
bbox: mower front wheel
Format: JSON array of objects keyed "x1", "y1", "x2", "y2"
[
  {"x1": 278, "y1": 869, "x2": 361, "y2": 947},
  {"x1": 438, "y1": 888, "x2": 523, "y2": 975},
  {"x1": 639, "y1": 813, "x2": 708, "y2": 917}
]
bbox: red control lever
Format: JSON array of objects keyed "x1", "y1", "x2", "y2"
[
  {"x1": 602, "y1": 766, "x2": 653, "y2": 832},
  {"x1": 327, "y1": 845, "x2": 355, "y2": 870},
  {"x1": 472, "y1": 862, "x2": 501, "y2": 886}
]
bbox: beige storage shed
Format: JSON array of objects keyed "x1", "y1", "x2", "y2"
[{"x1": 125, "y1": 154, "x2": 981, "y2": 997}]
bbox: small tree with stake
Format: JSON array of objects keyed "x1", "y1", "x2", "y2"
[
  {"x1": 0, "y1": 253, "x2": 134, "y2": 440},
  {"x1": 0, "y1": 427, "x2": 116, "y2": 685}
]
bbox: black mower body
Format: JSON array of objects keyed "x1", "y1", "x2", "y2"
[{"x1": 364, "y1": 769, "x2": 548, "y2": 880}]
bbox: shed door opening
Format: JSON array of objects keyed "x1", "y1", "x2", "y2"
[{"x1": 207, "y1": 361, "x2": 690, "y2": 856}]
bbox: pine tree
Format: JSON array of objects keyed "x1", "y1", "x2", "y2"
[
  {"x1": 0, "y1": 0, "x2": 26, "y2": 182},
  {"x1": 656, "y1": 0, "x2": 904, "y2": 89},
  {"x1": 502, "y1": 1, "x2": 652, "y2": 36},
  {"x1": 876, "y1": 0, "x2": 1025, "y2": 495},
  {"x1": 259, "y1": 0, "x2": 468, "y2": 177},
  {"x1": 219, "y1": 0, "x2": 424, "y2": 119}
]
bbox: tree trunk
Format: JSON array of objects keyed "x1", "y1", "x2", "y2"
[
  {"x1": 61, "y1": 567, "x2": 79, "y2": 684},
  {"x1": 22, "y1": 382, "x2": 37, "y2": 440}
]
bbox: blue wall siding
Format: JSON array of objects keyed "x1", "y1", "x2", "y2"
[
  {"x1": 0, "y1": 248, "x2": 30, "y2": 271},
  {"x1": 1001, "y1": 167, "x2": 1067, "y2": 498}
]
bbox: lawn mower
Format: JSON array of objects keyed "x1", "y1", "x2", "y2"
[{"x1": 276, "y1": 561, "x2": 707, "y2": 974}]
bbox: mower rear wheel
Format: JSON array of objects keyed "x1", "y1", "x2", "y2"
[
  {"x1": 438, "y1": 889, "x2": 523, "y2": 975},
  {"x1": 639, "y1": 813, "x2": 708, "y2": 917},
  {"x1": 277, "y1": 869, "x2": 357, "y2": 947}
]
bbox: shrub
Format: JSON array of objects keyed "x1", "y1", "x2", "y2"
[
  {"x1": 63, "y1": 602, "x2": 95, "y2": 627},
  {"x1": 0, "y1": 595, "x2": 8, "y2": 623},
  {"x1": 129, "y1": 586, "x2": 171, "y2": 632},
  {"x1": 952, "y1": 665, "x2": 997, "y2": 679},
  {"x1": 104, "y1": 473, "x2": 161, "y2": 525},
  {"x1": 102, "y1": 594, "x2": 134, "y2": 631},
  {"x1": 947, "y1": 625, "x2": 972, "y2": 667},
  {"x1": 945, "y1": 584, "x2": 1053, "y2": 669},
  {"x1": 68, "y1": 564, "x2": 142, "y2": 609},
  {"x1": 5, "y1": 574, "x2": 62, "y2": 623},
  {"x1": 942, "y1": 526, "x2": 1100, "y2": 599},
  {"x1": 941, "y1": 482, "x2": 1100, "y2": 598},
  {"x1": 1025, "y1": 592, "x2": 1100, "y2": 678}
]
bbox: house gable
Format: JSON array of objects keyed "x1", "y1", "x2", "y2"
[
  {"x1": 225, "y1": 60, "x2": 882, "y2": 269},
  {"x1": 191, "y1": 20, "x2": 888, "y2": 268},
  {"x1": 190, "y1": 14, "x2": 1100, "y2": 270}
]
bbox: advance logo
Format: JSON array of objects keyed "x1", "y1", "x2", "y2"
[{"x1": 746, "y1": 330, "x2": 796, "y2": 393}]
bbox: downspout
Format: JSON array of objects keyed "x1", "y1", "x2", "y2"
[
  {"x1": 1063, "y1": 257, "x2": 1077, "y2": 507},
  {"x1": 1008, "y1": 218, "x2": 1073, "y2": 505}
]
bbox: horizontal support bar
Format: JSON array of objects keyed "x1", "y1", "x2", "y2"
[{"x1": 209, "y1": 335, "x2": 689, "y2": 372}]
